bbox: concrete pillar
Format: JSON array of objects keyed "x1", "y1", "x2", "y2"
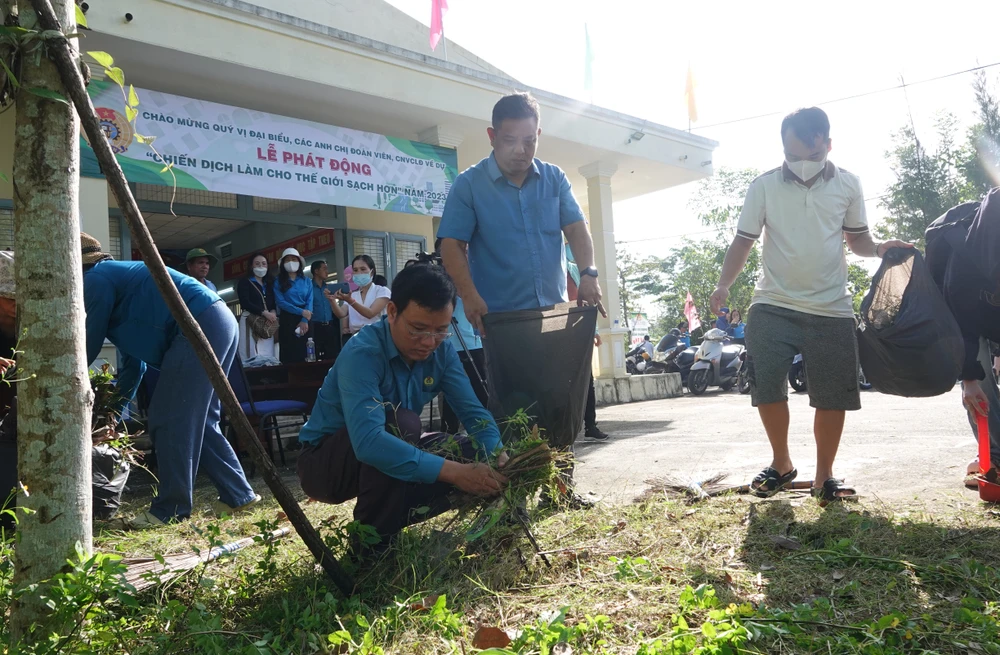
[
  {"x1": 79, "y1": 177, "x2": 110, "y2": 249},
  {"x1": 418, "y1": 126, "x2": 463, "y2": 243},
  {"x1": 579, "y1": 161, "x2": 627, "y2": 379}
]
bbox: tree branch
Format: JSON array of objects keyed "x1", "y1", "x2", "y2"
[{"x1": 28, "y1": 0, "x2": 355, "y2": 596}]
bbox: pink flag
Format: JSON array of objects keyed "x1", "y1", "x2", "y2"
[
  {"x1": 429, "y1": 0, "x2": 448, "y2": 51},
  {"x1": 684, "y1": 292, "x2": 702, "y2": 332}
]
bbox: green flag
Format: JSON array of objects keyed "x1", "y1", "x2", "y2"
[{"x1": 584, "y1": 23, "x2": 595, "y2": 96}]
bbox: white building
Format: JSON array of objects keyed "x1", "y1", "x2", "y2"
[{"x1": 0, "y1": 0, "x2": 717, "y2": 386}]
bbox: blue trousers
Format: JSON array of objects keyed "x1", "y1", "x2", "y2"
[
  {"x1": 966, "y1": 337, "x2": 1000, "y2": 468},
  {"x1": 148, "y1": 301, "x2": 255, "y2": 521}
]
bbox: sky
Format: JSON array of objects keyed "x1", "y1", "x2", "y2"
[{"x1": 389, "y1": 0, "x2": 1000, "y2": 312}]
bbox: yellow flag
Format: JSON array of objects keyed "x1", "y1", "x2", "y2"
[{"x1": 685, "y1": 64, "x2": 698, "y2": 124}]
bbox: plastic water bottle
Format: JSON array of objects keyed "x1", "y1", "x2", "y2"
[{"x1": 305, "y1": 337, "x2": 316, "y2": 362}]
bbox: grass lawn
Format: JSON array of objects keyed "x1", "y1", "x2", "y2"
[{"x1": 7, "y1": 479, "x2": 1000, "y2": 654}]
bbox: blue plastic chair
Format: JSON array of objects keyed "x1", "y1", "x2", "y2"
[{"x1": 224, "y1": 358, "x2": 309, "y2": 471}]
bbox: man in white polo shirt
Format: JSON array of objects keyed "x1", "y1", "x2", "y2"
[{"x1": 711, "y1": 107, "x2": 910, "y2": 504}]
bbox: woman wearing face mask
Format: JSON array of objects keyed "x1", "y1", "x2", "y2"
[
  {"x1": 331, "y1": 254, "x2": 390, "y2": 342},
  {"x1": 236, "y1": 252, "x2": 278, "y2": 361},
  {"x1": 273, "y1": 248, "x2": 313, "y2": 364}
]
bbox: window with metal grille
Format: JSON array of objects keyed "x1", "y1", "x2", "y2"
[
  {"x1": 107, "y1": 215, "x2": 122, "y2": 260},
  {"x1": 393, "y1": 238, "x2": 423, "y2": 273},
  {"x1": 352, "y1": 234, "x2": 387, "y2": 274},
  {"x1": 134, "y1": 184, "x2": 238, "y2": 208},
  {"x1": 252, "y1": 197, "x2": 301, "y2": 213},
  {"x1": 0, "y1": 209, "x2": 13, "y2": 251}
]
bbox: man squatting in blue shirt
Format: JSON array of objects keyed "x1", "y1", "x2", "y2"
[{"x1": 296, "y1": 262, "x2": 508, "y2": 548}]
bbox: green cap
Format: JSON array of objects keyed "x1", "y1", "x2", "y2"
[{"x1": 185, "y1": 248, "x2": 218, "y2": 266}]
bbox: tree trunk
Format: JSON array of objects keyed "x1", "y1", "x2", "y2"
[
  {"x1": 27, "y1": 0, "x2": 355, "y2": 595},
  {"x1": 9, "y1": 0, "x2": 94, "y2": 644}
]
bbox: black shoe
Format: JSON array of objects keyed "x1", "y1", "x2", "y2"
[
  {"x1": 538, "y1": 489, "x2": 595, "y2": 512},
  {"x1": 348, "y1": 533, "x2": 391, "y2": 562},
  {"x1": 585, "y1": 425, "x2": 609, "y2": 441},
  {"x1": 495, "y1": 502, "x2": 531, "y2": 529}
]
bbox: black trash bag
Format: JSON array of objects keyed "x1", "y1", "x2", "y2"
[
  {"x1": 0, "y1": 440, "x2": 15, "y2": 534},
  {"x1": 1, "y1": 398, "x2": 17, "y2": 534},
  {"x1": 857, "y1": 247, "x2": 963, "y2": 397},
  {"x1": 482, "y1": 303, "x2": 598, "y2": 448},
  {"x1": 92, "y1": 443, "x2": 131, "y2": 520},
  {"x1": 965, "y1": 187, "x2": 1000, "y2": 283}
]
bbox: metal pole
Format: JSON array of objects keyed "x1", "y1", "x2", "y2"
[{"x1": 451, "y1": 316, "x2": 487, "y2": 397}]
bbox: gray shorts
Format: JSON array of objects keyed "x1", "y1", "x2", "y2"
[{"x1": 744, "y1": 304, "x2": 861, "y2": 411}]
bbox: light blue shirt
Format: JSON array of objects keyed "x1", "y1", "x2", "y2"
[
  {"x1": 448, "y1": 297, "x2": 482, "y2": 352},
  {"x1": 297, "y1": 317, "x2": 502, "y2": 484},
  {"x1": 438, "y1": 153, "x2": 586, "y2": 312},
  {"x1": 204, "y1": 279, "x2": 217, "y2": 292},
  {"x1": 311, "y1": 280, "x2": 334, "y2": 323}
]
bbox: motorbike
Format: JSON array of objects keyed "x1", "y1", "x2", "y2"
[
  {"x1": 660, "y1": 343, "x2": 696, "y2": 385},
  {"x1": 787, "y1": 353, "x2": 873, "y2": 392},
  {"x1": 655, "y1": 331, "x2": 697, "y2": 385},
  {"x1": 625, "y1": 344, "x2": 646, "y2": 375},
  {"x1": 788, "y1": 354, "x2": 807, "y2": 392},
  {"x1": 626, "y1": 343, "x2": 670, "y2": 375},
  {"x1": 737, "y1": 352, "x2": 752, "y2": 394},
  {"x1": 687, "y1": 328, "x2": 746, "y2": 396}
]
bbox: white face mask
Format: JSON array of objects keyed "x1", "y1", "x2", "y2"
[
  {"x1": 283, "y1": 260, "x2": 300, "y2": 273},
  {"x1": 785, "y1": 158, "x2": 827, "y2": 182},
  {"x1": 252, "y1": 266, "x2": 268, "y2": 278}
]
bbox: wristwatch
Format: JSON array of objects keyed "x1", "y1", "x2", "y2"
[{"x1": 580, "y1": 266, "x2": 599, "y2": 278}]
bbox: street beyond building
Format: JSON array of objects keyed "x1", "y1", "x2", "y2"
[{"x1": 577, "y1": 387, "x2": 977, "y2": 506}]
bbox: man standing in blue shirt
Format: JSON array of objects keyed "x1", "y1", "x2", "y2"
[
  {"x1": 309, "y1": 260, "x2": 340, "y2": 360},
  {"x1": 296, "y1": 263, "x2": 507, "y2": 547},
  {"x1": 438, "y1": 92, "x2": 603, "y2": 333},
  {"x1": 438, "y1": 92, "x2": 605, "y2": 507}
]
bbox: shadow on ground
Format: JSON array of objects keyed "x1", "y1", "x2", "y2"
[{"x1": 731, "y1": 497, "x2": 1000, "y2": 646}]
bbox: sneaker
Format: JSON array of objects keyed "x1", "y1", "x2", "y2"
[
  {"x1": 212, "y1": 493, "x2": 262, "y2": 518},
  {"x1": 123, "y1": 510, "x2": 167, "y2": 530},
  {"x1": 585, "y1": 425, "x2": 609, "y2": 441}
]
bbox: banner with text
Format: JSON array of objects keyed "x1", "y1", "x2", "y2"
[
  {"x1": 81, "y1": 81, "x2": 458, "y2": 217},
  {"x1": 630, "y1": 313, "x2": 651, "y2": 345},
  {"x1": 223, "y1": 229, "x2": 335, "y2": 281}
]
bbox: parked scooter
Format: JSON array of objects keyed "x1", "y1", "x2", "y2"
[
  {"x1": 656, "y1": 329, "x2": 696, "y2": 385},
  {"x1": 787, "y1": 353, "x2": 873, "y2": 392},
  {"x1": 687, "y1": 328, "x2": 746, "y2": 395},
  {"x1": 626, "y1": 342, "x2": 670, "y2": 375},
  {"x1": 788, "y1": 354, "x2": 807, "y2": 392},
  {"x1": 737, "y1": 352, "x2": 751, "y2": 394},
  {"x1": 625, "y1": 343, "x2": 647, "y2": 375}
]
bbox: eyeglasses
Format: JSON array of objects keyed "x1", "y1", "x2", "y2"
[{"x1": 402, "y1": 319, "x2": 452, "y2": 342}]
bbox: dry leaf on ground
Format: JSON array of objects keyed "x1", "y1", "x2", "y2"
[{"x1": 472, "y1": 626, "x2": 511, "y2": 650}]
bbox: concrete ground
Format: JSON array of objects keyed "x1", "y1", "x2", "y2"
[{"x1": 575, "y1": 385, "x2": 981, "y2": 507}]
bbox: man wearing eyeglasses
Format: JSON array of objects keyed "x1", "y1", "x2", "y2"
[{"x1": 296, "y1": 263, "x2": 507, "y2": 553}]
